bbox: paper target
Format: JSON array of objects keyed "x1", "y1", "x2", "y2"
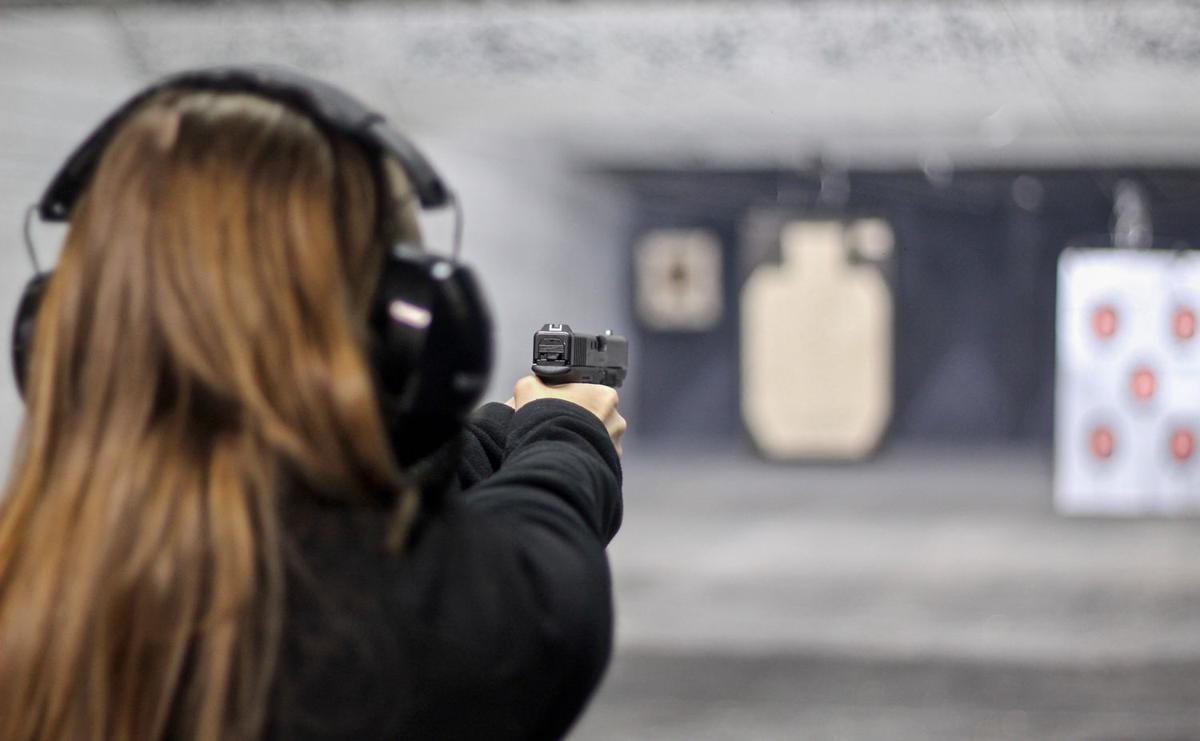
[
  {"x1": 634, "y1": 229, "x2": 723, "y2": 332},
  {"x1": 1054, "y1": 247, "x2": 1200, "y2": 514},
  {"x1": 741, "y1": 220, "x2": 894, "y2": 460}
]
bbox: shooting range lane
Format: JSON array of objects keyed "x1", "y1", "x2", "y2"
[
  {"x1": 5, "y1": 4, "x2": 1200, "y2": 740},
  {"x1": 572, "y1": 446, "x2": 1200, "y2": 740}
]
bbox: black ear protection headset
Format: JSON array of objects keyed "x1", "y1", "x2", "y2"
[{"x1": 12, "y1": 66, "x2": 493, "y2": 460}]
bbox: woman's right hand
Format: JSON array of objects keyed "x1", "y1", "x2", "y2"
[{"x1": 509, "y1": 375, "x2": 626, "y2": 456}]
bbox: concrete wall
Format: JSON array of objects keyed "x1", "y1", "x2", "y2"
[{"x1": 101, "y1": 1, "x2": 1200, "y2": 168}]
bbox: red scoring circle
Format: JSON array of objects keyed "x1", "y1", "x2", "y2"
[
  {"x1": 1171, "y1": 428, "x2": 1195, "y2": 462},
  {"x1": 1090, "y1": 426, "x2": 1115, "y2": 459},
  {"x1": 1131, "y1": 366, "x2": 1157, "y2": 403},
  {"x1": 1174, "y1": 306, "x2": 1196, "y2": 342},
  {"x1": 1092, "y1": 305, "x2": 1119, "y2": 340}
]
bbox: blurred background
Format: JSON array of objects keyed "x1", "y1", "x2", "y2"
[{"x1": 3, "y1": 1, "x2": 1200, "y2": 738}]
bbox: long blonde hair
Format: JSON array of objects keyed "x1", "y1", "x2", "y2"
[{"x1": 0, "y1": 90, "x2": 416, "y2": 740}]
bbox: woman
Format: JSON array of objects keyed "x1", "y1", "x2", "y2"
[{"x1": 0, "y1": 85, "x2": 625, "y2": 740}]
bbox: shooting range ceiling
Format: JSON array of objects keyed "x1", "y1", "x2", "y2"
[{"x1": 3, "y1": 1, "x2": 1200, "y2": 168}]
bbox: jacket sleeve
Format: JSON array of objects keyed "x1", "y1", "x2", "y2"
[
  {"x1": 460, "y1": 399, "x2": 622, "y2": 542},
  {"x1": 457, "y1": 402, "x2": 515, "y2": 490},
  {"x1": 455, "y1": 398, "x2": 624, "y2": 738}
]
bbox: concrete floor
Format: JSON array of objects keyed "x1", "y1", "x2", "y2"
[{"x1": 570, "y1": 446, "x2": 1200, "y2": 740}]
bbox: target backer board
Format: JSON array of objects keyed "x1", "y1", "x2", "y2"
[{"x1": 1055, "y1": 247, "x2": 1200, "y2": 514}]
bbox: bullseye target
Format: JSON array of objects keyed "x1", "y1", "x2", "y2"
[
  {"x1": 1092, "y1": 303, "x2": 1119, "y2": 342},
  {"x1": 1170, "y1": 426, "x2": 1195, "y2": 463},
  {"x1": 1174, "y1": 305, "x2": 1196, "y2": 342},
  {"x1": 1055, "y1": 248, "x2": 1200, "y2": 514},
  {"x1": 1089, "y1": 423, "x2": 1116, "y2": 461},
  {"x1": 1130, "y1": 364, "x2": 1158, "y2": 406}
]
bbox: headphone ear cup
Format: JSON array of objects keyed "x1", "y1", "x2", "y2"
[
  {"x1": 12, "y1": 272, "x2": 51, "y2": 398},
  {"x1": 414, "y1": 261, "x2": 493, "y2": 417},
  {"x1": 371, "y1": 247, "x2": 437, "y2": 408},
  {"x1": 370, "y1": 247, "x2": 493, "y2": 447}
]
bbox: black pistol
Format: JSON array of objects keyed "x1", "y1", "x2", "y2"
[{"x1": 532, "y1": 323, "x2": 628, "y2": 388}]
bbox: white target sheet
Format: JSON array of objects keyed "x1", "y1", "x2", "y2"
[{"x1": 1055, "y1": 247, "x2": 1200, "y2": 514}]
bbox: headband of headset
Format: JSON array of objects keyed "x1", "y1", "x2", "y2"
[{"x1": 38, "y1": 64, "x2": 451, "y2": 221}]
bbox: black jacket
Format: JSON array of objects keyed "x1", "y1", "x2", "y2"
[{"x1": 265, "y1": 399, "x2": 624, "y2": 740}]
